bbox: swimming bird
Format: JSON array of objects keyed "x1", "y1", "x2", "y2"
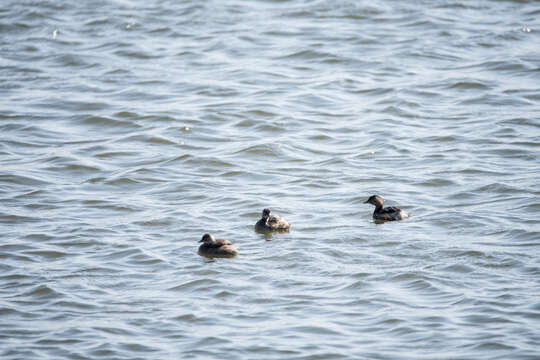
[
  {"x1": 254, "y1": 208, "x2": 290, "y2": 232},
  {"x1": 197, "y1": 233, "x2": 238, "y2": 258},
  {"x1": 364, "y1": 195, "x2": 409, "y2": 221}
]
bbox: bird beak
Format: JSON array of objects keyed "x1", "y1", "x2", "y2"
[
  {"x1": 199, "y1": 239, "x2": 204, "y2": 242},
  {"x1": 363, "y1": 199, "x2": 369, "y2": 203}
]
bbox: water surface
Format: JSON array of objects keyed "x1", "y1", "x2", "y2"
[{"x1": 1, "y1": 0, "x2": 540, "y2": 359}]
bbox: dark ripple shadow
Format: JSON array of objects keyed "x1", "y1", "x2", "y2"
[
  {"x1": 0, "y1": 174, "x2": 50, "y2": 186},
  {"x1": 82, "y1": 115, "x2": 141, "y2": 130}
]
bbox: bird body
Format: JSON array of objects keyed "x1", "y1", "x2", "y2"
[
  {"x1": 198, "y1": 234, "x2": 238, "y2": 258},
  {"x1": 364, "y1": 195, "x2": 409, "y2": 221},
  {"x1": 254, "y1": 208, "x2": 290, "y2": 232}
]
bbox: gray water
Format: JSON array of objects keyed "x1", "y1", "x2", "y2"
[{"x1": 1, "y1": 0, "x2": 540, "y2": 359}]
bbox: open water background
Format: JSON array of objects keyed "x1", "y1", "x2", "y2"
[{"x1": 1, "y1": 0, "x2": 540, "y2": 359}]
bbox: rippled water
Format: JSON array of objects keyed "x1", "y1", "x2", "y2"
[{"x1": 1, "y1": 0, "x2": 540, "y2": 359}]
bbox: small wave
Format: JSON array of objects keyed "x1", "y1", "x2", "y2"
[
  {"x1": 44, "y1": 163, "x2": 101, "y2": 174},
  {"x1": 114, "y1": 49, "x2": 162, "y2": 60},
  {"x1": 0, "y1": 213, "x2": 43, "y2": 225},
  {"x1": 276, "y1": 49, "x2": 342, "y2": 62},
  {"x1": 103, "y1": 68, "x2": 133, "y2": 76},
  {"x1": 0, "y1": 174, "x2": 49, "y2": 186},
  {"x1": 100, "y1": 248, "x2": 144, "y2": 262},
  {"x1": 94, "y1": 151, "x2": 141, "y2": 159},
  {"x1": 25, "y1": 250, "x2": 68, "y2": 260},
  {"x1": 84, "y1": 17, "x2": 110, "y2": 26},
  {"x1": 472, "y1": 182, "x2": 523, "y2": 195},
  {"x1": 117, "y1": 134, "x2": 178, "y2": 146},
  {"x1": 234, "y1": 143, "x2": 282, "y2": 158},
  {"x1": 21, "y1": 284, "x2": 62, "y2": 300},
  {"x1": 441, "y1": 263, "x2": 474, "y2": 273},
  {"x1": 52, "y1": 300, "x2": 98, "y2": 311},
  {"x1": 133, "y1": 218, "x2": 173, "y2": 227},
  {"x1": 449, "y1": 81, "x2": 490, "y2": 90},
  {"x1": 83, "y1": 116, "x2": 141, "y2": 129},
  {"x1": 168, "y1": 278, "x2": 221, "y2": 292}
]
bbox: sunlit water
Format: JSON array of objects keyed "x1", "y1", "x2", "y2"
[{"x1": 1, "y1": 0, "x2": 539, "y2": 359}]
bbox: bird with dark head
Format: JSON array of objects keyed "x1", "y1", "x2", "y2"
[
  {"x1": 255, "y1": 208, "x2": 290, "y2": 232},
  {"x1": 364, "y1": 195, "x2": 409, "y2": 221}
]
